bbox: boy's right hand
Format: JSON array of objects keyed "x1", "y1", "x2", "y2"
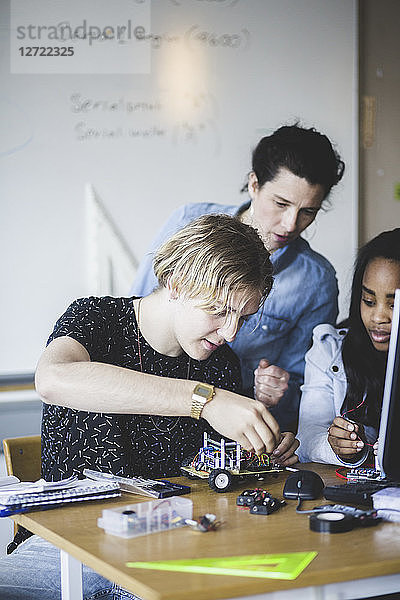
[
  {"x1": 328, "y1": 416, "x2": 365, "y2": 458},
  {"x1": 202, "y1": 390, "x2": 280, "y2": 455}
]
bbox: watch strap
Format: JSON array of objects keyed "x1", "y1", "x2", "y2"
[{"x1": 191, "y1": 383, "x2": 215, "y2": 420}]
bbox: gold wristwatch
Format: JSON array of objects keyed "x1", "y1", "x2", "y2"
[{"x1": 191, "y1": 383, "x2": 215, "y2": 420}]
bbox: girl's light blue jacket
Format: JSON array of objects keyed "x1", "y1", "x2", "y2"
[{"x1": 297, "y1": 323, "x2": 375, "y2": 466}]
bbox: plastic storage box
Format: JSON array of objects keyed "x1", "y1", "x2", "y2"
[{"x1": 98, "y1": 496, "x2": 193, "y2": 538}]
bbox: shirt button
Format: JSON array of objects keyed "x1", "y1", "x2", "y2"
[
  {"x1": 262, "y1": 325, "x2": 268, "y2": 331},
  {"x1": 331, "y1": 365, "x2": 339, "y2": 372}
]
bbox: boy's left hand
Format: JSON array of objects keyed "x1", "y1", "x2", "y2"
[{"x1": 254, "y1": 359, "x2": 289, "y2": 408}]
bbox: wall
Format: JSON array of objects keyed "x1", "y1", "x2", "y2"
[
  {"x1": 0, "y1": 0, "x2": 357, "y2": 373},
  {"x1": 359, "y1": 0, "x2": 400, "y2": 243}
]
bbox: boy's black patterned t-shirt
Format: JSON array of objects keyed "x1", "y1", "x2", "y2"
[{"x1": 41, "y1": 296, "x2": 242, "y2": 480}]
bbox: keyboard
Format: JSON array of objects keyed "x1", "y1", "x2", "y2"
[{"x1": 323, "y1": 481, "x2": 400, "y2": 507}]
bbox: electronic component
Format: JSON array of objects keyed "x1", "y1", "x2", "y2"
[
  {"x1": 185, "y1": 513, "x2": 222, "y2": 532},
  {"x1": 377, "y1": 289, "x2": 400, "y2": 481},
  {"x1": 249, "y1": 493, "x2": 286, "y2": 515},
  {"x1": 98, "y1": 497, "x2": 193, "y2": 538},
  {"x1": 181, "y1": 433, "x2": 283, "y2": 493},
  {"x1": 346, "y1": 467, "x2": 385, "y2": 483},
  {"x1": 323, "y1": 481, "x2": 398, "y2": 507},
  {"x1": 236, "y1": 489, "x2": 286, "y2": 515},
  {"x1": 236, "y1": 489, "x2": 263, "y2": 507},
  {"x1": 83, "y1": 469, "x2": 190, "y2": 499}
]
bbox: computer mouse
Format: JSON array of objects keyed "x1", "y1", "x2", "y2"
[{"x1": 283, "y1": 469, "x2": 324, "y2": 500}]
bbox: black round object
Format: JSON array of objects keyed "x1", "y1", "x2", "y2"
[
  {"x1": 208, "y1": 468, "x2": 233, "y2": 492},
  {"x1": 310, "y1": 512, "x2": 354, "y2": 533}
]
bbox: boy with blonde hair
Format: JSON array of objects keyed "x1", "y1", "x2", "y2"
[{"x1": 0, "y1": 214, "x2": 298, "y2": 600}]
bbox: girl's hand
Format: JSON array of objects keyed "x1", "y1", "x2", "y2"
[
  {"x1": 328, "y1": 416, "x2": 365, "y2": 458},
  {"x1": 270, "y1": 431, "x2": 299, "y2": 467},
  {"x1": 373, "y1": 440, "x2": 379, "y2": 456}
]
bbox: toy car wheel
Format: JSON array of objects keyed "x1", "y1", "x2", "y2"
[{"x1": 209, "y1": 468, "x2": 232, "y2": 492}]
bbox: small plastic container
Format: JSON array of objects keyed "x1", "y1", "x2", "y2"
[{"x1": 97, "y1": 497, "x2": 193, "y2": 538}]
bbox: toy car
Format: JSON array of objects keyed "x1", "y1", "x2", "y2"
[{"x1": 180, "y1": 433, "x2": 283, "y2": 492}]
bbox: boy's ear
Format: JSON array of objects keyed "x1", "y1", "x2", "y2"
[
  {"x1": 166, "y1": 277, "x2": 179, "y2": 301},
  {"x1": 248, "y1": 172, "x2": 259, "y2": 199}
]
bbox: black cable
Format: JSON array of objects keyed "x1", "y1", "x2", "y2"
[{"x1": 295, "y1": 496, "x2": 303, "y2": 513}]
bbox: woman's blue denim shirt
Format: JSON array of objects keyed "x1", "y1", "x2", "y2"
[{"x1": 131, "y1": 202, "x2": 339, "y2": 431}]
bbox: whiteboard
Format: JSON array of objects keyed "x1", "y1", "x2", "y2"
[{"x1": 0, "y1": 0, "x2": 357, "y2": 372}]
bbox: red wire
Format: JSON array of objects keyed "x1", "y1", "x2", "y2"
[
  {"x1": 341, "y1": 397, "x2": 366, "y2": 420},
  {"x1": 341, "y1": 400, "x2": 375, "y2": 448},
  {"x1": 335, "y1": 467, "x2": 348, "y2": 479}
]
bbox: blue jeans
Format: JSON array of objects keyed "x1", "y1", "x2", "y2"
[{"x1": 0, "y1": 535, "x2": 140, "y2": 600}]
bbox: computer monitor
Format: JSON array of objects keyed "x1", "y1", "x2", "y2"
[{"x1": 377, "y1": 288, "x2": 400, "y2": 481}]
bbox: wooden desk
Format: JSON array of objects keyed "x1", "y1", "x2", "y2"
[{"x1": 11, "y1": 464, "x2": 400, "y2": 600}]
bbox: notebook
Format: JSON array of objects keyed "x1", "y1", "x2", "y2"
[
  {"x1": 0, "y1": 478, "x2": 121, "y2": 517},
  {"x1": 0, "y1": 476, "x2": 20, "y2": 488}
]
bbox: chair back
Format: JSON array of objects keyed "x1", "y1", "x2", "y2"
[
  {"x1": 2, "y1": 435, "x2": 41, "y2": 538},
  {"x1": 3, "y1": 435, "x2": 41, "y2": 482}
]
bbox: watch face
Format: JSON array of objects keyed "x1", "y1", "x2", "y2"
[{"x1": 197, "y1": 384, "x2": 211, "y2": 396}]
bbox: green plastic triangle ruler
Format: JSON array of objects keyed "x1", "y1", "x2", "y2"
[{"x1": 127, "y1": 551, "x2": 317, "y2": 580}]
